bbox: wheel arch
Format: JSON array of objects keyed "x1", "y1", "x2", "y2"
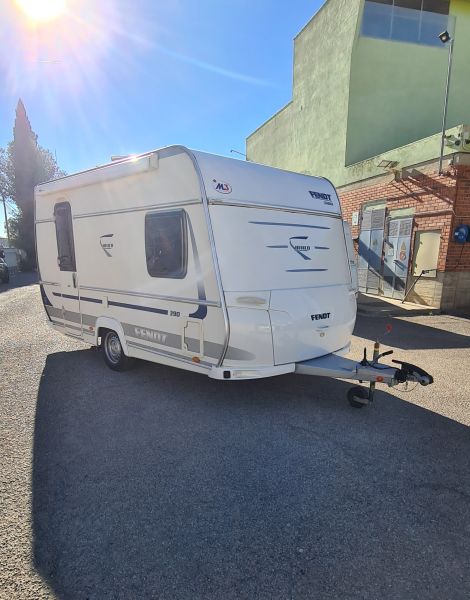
[{"x1": 95, "y1": 317, "x2": 129, "y2": 355}]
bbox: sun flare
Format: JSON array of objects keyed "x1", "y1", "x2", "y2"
[{"x1": 15, "y1": 0, "x2": 66, "y2": 23}]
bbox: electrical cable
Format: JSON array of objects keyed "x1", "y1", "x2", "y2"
[
  {"x1": 364, "y1": 360, "x2": 394, "y2": 371},
  {"x1": 394, "y1": 381, "x2": 420, "y2": 393}
]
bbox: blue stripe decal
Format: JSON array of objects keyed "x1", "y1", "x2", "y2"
[
  {"x1": 53, "y1": 292, "x2": 102, "y2": 304},
  {"x1": 108, "y1": 300, "x2": 168, "y2": 315},
  {"x1": 187, "y1": 217, "x2": 208, "y2": 320},
  {"x1": 267, "y1": 245, "x2": 289, "y2": 249},
  {"x1": 80, "y1": 296, "x2": 102, "y2": 304},
  {"x1": 52, "y1": 291, "x2": 206, "y2": 320},
  {"x1": 250, "y1": 221, "x2": 330, "y2": 230},
  {"x1": 315, "y1": 246, "x2": 330, "y2": 250},
  {"x1": 40, "y1": 285, "x2": 52, "y2": 306},
  {"x1": 189, "y1": 304, "x2": 208, "y2": 319},
  {"x1": 286, "y1": 269, "x2": 328, "y2": 273}
]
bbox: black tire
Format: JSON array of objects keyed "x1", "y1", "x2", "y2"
[
  {"x1": 1, "y1": 272, "x2": 9, "y2": 283},
  {"x1": 347, "y1": 386, "x2": 369, "y2": 409},
  {"x1": 101, "y1": 329, "x2": 135, "y2": 372}
]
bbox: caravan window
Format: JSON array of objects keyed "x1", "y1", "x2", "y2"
[
  {"x1": 54, "y1": 202, "x2": 76, "y2": 271},
  {"x1": 145, "y1": 210, "x2": 187, "y2": 279}
]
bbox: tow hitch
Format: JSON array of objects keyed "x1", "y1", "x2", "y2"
[
  {"x1": 295, "y1": 336, "x2": 434, "y2": 409},
  {"x1": 392, "y1": 360, "x2": 434, "y2": 386}
]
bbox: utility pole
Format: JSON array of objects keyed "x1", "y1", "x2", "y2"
[
  {"x1": 438, "y1": 31, "x2": 454, "y2": 175},
  {"x1": 1, "y1": 195, "x2": 11, "y2": 245}
]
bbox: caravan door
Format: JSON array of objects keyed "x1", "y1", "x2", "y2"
[{"x1": 53, "y1": 201, "x2": 82, "y2": 336}]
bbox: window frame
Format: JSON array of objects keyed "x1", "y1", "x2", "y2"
[
  {"x1": 54, "y1": 201, "x2": 76, "y2": 272},
  {"x1": 362, "y1": 0, "x2": 451, "y2": 46},
  {"x1": 145, "y1": 209, "x2": 188, "y2": 280}
]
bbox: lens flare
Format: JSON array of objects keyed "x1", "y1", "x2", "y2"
[{"x1": 15, "y1": 0, "x2": 66, "y2": 23}]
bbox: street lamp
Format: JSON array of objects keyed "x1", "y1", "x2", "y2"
[
  {"x1": 438, "y1": 30, "x2": 454, "y2": 175},
  {"x1": 230, "y1": 149, "x2": 247, "y2": 159}
]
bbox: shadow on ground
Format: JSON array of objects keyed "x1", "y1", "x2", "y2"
[
  {"x1": 356, "y1": 295, "x2": 470, "y2": 351},
  {"x1": 0, "y1": 271, "x2": 38, "y2": 294},
  {"x1": 32, "y1": 350, "x2": 470, "y2": 599}
]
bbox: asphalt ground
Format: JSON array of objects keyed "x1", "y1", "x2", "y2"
[{"x1": 1, "y1": 274, "x2": 470, "y2": 600}]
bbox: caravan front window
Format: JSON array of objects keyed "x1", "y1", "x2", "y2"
[{"x1": 145, "y1": 210, "x2": 187, "y2": 279}]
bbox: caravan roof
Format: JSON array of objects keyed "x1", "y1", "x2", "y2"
[
  {"x1": 191, "y1": 149, "x2": 341, "y2": 215},
  {"x1": 36, "y1": 146, "x2": 340, "y2": 216}
]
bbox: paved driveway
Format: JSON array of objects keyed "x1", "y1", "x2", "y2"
[{"x1": 1, "y1": 277, "x2": 470, "y2": 599}]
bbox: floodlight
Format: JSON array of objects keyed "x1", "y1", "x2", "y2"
[{"x1": 439, "y1": 30, "x2": 451, "y2": 44}]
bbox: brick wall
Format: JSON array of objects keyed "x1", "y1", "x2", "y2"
[
  {"x1": 447, "y1": 165, "x2": 470, "y2": 272},
  {"x1": 340, "y1": 168, "x2": 457, "y2": 268},
  {"x1": 338, "y1": 165, "x2": 470, "y2": 309}
]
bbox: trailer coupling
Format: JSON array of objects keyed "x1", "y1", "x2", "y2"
[
  {"x1": 392, "y1": 359, "x2": 434, "y2": 387},
  {"x1": 295, "y1": 342, "x2": 433, "y2": 408}
]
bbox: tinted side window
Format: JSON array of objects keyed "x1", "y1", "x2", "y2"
[
  {"x1": 145, "y1": 210, "x2": 187, "y2": 279},
  {"x1": 362, "y1": 0, "x2": 451, "y2": 46},
  {"x1": 54, "y1": 202, "x2": 76, "y2": 271}
]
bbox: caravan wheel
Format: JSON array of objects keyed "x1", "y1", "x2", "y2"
[
  {"x1": 102, "y1": 330, "x2": 135, "y2": 372},
  {"x1": 347, "y1": 386, "x2": 369, "y2": 409}
]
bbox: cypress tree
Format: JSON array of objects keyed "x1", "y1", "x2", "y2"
[
  {"x1": 2, "y1": 100, "x2": 66, "y2": 268},
  {"x1": 11, "y1": 99, "x2": 38, "y2": 268}
]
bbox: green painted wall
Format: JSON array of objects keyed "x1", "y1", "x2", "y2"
[
  {"x1": 448, "y1": 1, "x2": 470, "y2": 128},
  {"x1": 340, "y1": 124, "x2": 464, "y2": 186},
  {"x1": 346, "y1": 0, "x2": 470, "y2": 166},
  {"x1": 247, "y1": 0, "x2": 362, "y2": 180},
  {"x1": 247, "y1": 0, "x2": 470, "y2": 187}
]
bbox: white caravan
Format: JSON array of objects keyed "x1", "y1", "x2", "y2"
[{"x1": 35, "y1": 147, "x2": 432, "y2": 407}]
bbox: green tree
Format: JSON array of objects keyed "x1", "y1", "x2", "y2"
[
  {"x1": 0, "y1": 147, "x2": 14, "y2": 201},
  {"x1": 0, "y1": 147, "x2": 15, "y2": 243}
]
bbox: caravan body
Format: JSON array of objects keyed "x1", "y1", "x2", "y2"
[{"x1": 35, "y1": 146, "x2": 357, "y2": 380}]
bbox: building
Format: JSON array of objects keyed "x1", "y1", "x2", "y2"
[{"x1": 247, "y1": 0, "x2": 470, "y2": 311}]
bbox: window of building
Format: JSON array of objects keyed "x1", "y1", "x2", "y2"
[
  {"x1": 54, "y1": 202, "x2": 76, "y2": 272},
  {"x1": 362, "y1": 0, "x2": 451, "y2": 47},
  {"x1": 393, "y1": 0, "x2": 421, "y2": 43},
  {"x1": 145, "y1": 210, "x2": 187, "y2": 279},
  {"x1": 362, "y1": 0, "x2": 393, "y2": 40}
]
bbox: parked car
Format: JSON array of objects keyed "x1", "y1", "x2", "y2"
[{"x1": 0, "y1": 257, "x2": 10, "y2": 283}]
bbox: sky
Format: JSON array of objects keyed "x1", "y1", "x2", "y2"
[{"x1": 0, "y1": 0, "x2": 323, "y2": 238}]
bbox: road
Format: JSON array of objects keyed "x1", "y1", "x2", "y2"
[{"x1": 1, "y1": 275, "x2": 470, "y2": 599}]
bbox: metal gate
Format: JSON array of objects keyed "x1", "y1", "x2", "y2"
[
  {"x1": 382, "y1": 217, "x2": 413, "y2": 300},
  {"x1": 357, "y1": 208, "x2": 386, "y2": 294},
  {"x1": 358, "y1": 210, "x2": 412, "y2": 299}
]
